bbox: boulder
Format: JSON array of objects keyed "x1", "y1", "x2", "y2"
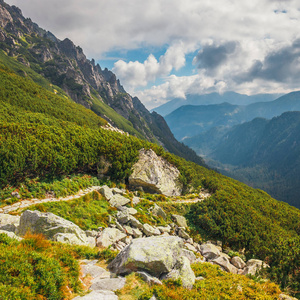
[
  {"x1": 109, "y1": 194, "x2": 130, "y2": 207},
  {"x1": 137, "y1": 271, "x2": 162, "y2": 285},
  {"x1": 212, "y1": 256, "x2": 238, "y2": 274},
  {"x1": 73, "y1": 290, "x2": 118, "y2": 300},
  {"x1": 242, "y1": 259, "x2": 269, "y2": 276},
  {"x1": 142, "y1": 223, "x2": 161, "y2": 236},
  {"x1": 96, "y1": 228, "x2": 127, "y2": 248},
  {"x1": 184, "y1": 243, "x2": 198, "y2": 253},
  {"x1": 108, "y1": 236, "x2": 184, "y2": 277},
  {"x1": 90, "y1": 277, "x2": 126, "y2": 292},
  {"x1": 0, "y1": 213, "x2": 20, "y2": 233},
  {"x1": 0, "y1": 230, "x2": 22, "y2": 241},
  {"x1": 116, "y1": 211, "x2": 131, "y2": 224},
  {"x1": 182, "y1": 249, "x2": 197, "y2": 264},
  {"x1": 18, "y1": 210, "x2": 89, "y2": 246},
  {"x1": 99, "y1": 185, "x2": 113, "y2": 200},
  {"x1": 231, "y1": 256, "x2": 246, "y2": 269},
  {"x1": 199, "y1": 243, "x2": 220, "y2": 260},
  {"x1": 178, "y1": 228, "x2": 190, "y2": 240},
  {"x1": 55, "y1": 233, "x2": 95, "y2": 247},
  {"x1": 112, "y1": 188, "x2": 124, "y2": 195},
  {"x1": 151, "y1": 204, "x2": 167, "y2": 220},
  {"x1": 157, "y1": 225, "x2": 171, "y2": 233},
  {"x1": 132, "y1": 228, "x2": 143, "y2": 238},
  {"x1": 128, "y1": 149, "x2": 182, "y2": 196},
  {"x1": 129, "y1": 217, "x2": 143, "y2": 229},
  {"x1": 279, "y1": 294, "x2": 298, "y2": 300},
  {"x1": 172, "y1": 215, "x2": 188, "y2": 228},
  {"x1": 81, "y1": 261, "x2": 111, "y2": 280}
]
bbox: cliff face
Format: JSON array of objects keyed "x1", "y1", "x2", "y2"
[{"x1": 0, "y1": 0, "x2": 205, "y2": 166}]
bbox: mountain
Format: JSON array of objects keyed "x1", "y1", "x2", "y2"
[
  {"x1": 185, "y1": 111, "x2": 300, "y2": 208},
  {"x1": 0, "y1": 0, "x2": 205, "y2": 167},
  {"x1": 166, "y1": 91, "x2": 300, "y2": 140},
  {"x1": 152, "y1": 92, "x2": 280, "y2": 116}
]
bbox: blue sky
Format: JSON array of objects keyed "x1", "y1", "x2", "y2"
[{"x1": 6, "y1": 0, "x2": 300, "y2": 109}]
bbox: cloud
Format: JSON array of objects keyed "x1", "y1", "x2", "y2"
[{"x1": 194, "y1": 41, "x2": 238, "y2": 74}]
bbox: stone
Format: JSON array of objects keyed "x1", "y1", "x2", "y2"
[
  {"x1": 279, "y1": 294, "x2": 298, "y2": 300},
  {"x1": 178, "y1": 228, "x2": 190, "y2": 239},
  {"x1": 81, "y1": 263, "x2": 111, "y2": 280},
  {"x1": 108, "y1": 236, "x2": 184, "y2": 277},
  {"x1": 132, "y1": 228, "x2": 143, "y2": 238},
  {"x1": 195, "y1": 276, "x2": 205, "y2": 281},
  {"x1": 157, "y1": 225, "x2": 171, "y2": 233},
  {"x1": 73, "y1": 290, "x2": 118, "y2": 300},
  {"x1": 112, "y1": 188, "x2": 124, "y2": 195},
  {"x1": 90, "y1": 277, "x2": 126, "y2": 292},
  {"x1": 0, "y1": 213, "x2": 20, "y2": 233},
  {"x1": 149, "y1": 296, "x2": 157, "y2": 300},
  {"x1": 199, "y1": 243, "x2": 220, "y2": 260},
  {"x1": 231, "y1": 256, "x2": 246, "y2": 269},
  {"x1": 123, "y1": 225, "x2": 134, "y2": 236},
  {"x1": 18, "y1": 210, "x2": 89, "y2": 246},
  {"x1": 182, "y1": 249, "x2": 197, "y2": 263},
  {"x1": 162, "y1": 256, "x2": 195, "y2": 289},
  {"x1": 99, "y1": 185, "x2": 114, "y2": 200},
  {"x1": 172, "y1": 215, "x2": 188, "y2": 228},
  {"x1": 129, "y1": 216, "x2": 143, "y2": 229},
  {"x1": 151, "y1": 204, "x2": 167, "y2": 220},
  {"x1": 96, "y1": 228, "x2": 127, "y2": 248},
  {"x1": 212, "y1": 256, "x2": 238, "y2": 274},
  {"x1": 0, "y1": 229, "x2": 22, "y2": 241},
  {"x1": 142, "y1": 223, "x2": 161, "y2": 236},
  {"x1": 137, "y1": 271, "x2": 162, "y2": 285},
  {"x1": 109, "y1": 194, "x2": 131, "y2": 207},
  {"x1": 11, "y1": 191, "x2": 20, "y2": 199},
  {"x1": 85, "y1": 230, "x2": 98, "y2": 238},
  {"x1": 132, "y1": 197, "x2": 140, "y2": 205},
  {"x1": 184, "y1": 243, "x2": 198, "y2": 253},
  {"x1": 128, "y1": 149, "x2": 182, "y2": 196},
  {"x1": 127, "y1": 207, "x2": 138, "y2": 215},
  {"x1": 116, "y1": 211, "x2": 131, "y2": 224},
  {"x1": 242, "y1": 259, "x2": 269, "y2": 276},
  {"x1": 115, "y1": 221, "x2": 126, "y2": 233}
]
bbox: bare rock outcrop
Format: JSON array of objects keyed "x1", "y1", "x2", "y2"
[{"x1": 129, "y1": 149, "x2": 182, "y2": 196}]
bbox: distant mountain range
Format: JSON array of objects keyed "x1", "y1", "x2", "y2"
[
  {"x1": 185, "y1": 111, "x2": 300, "y2": 208},
  {"x1": 152, "y1": 92, "x2": 280, "y2": 116},
  {"x1": 165, "y1": 91, "x2": 300, "y2": 140}
]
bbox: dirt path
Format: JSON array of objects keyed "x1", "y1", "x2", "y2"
[{"x1": 0, "y1": 186, "x2": 102, "y2": 214}]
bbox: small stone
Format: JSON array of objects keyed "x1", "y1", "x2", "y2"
[
  {"x1": 231, "y1": 256, "x2": 246, "y2": 269},
  {"x1": 137, "y1": 271, "x2": 162, "y2": 285},
  {"x1": 11, "y1": 192, "x2": 20, "y2": 199},
  {"x1": 172, "y1": 215, "x2": 188, "y2": 228},
  {"x1": 132, "y1": 228, "x2": 143, "y2": 238},
  {"x1": 90, "y1": 277, "x2": 126, "y2": 292},
  {"x1": 142, "y1": 223, "x2": 161, "y2": 236},
  {"x1": 178, "y1": 228, "x2": 190, "y2": 240},
  {"x1": 200, "y1": 243, "x2": 220, "y2": 260},
  {"x1": 157, "y1": 225, "x2": 171, "y2": 233},
  {"x1": 123, "y1": 225, "x2": 134, "y2": 236},
  {"x1": 99, "y1": 186, "x2": 113, "y2": 200},
  {"x1": 112, "y1": 188, "x2": 124, "y2": 195},
  {"x1": 132, "y1": 197, "x2": 140, "y2": 205},
  {"x1": 109, "y1": 195, "x2": 131, "y2": 207},
  {"x1": 151, "y1": 204, "x2": 167, "y2": 220},
  {"x1": 184, "y1": 243, "x2": 197, "y2": 253}
]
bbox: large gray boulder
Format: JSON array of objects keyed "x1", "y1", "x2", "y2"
[
  {"x1": 96, "y1": 228, "x2": 127, "y2": 248},
  {"x1": 128, "y1": 149, "x2": 182, "y2": 196},
  {"x1": 108, "y1": 236, "x2": 184, "y2": 277},
  {"x1": 242, "y1": 259, "x2": 269, "y2": 276},
  {"x1": 199, "y1": 243, "x2": 220, "y2": 260},
  {"x1": 231, "y1": 256, "x2": 246, "y2": 269},
  {"x1": 0, "y1": 213, "x2": 20, "y2": 233},
  {"x1": 212, "y1": 256, "x2": 238, "y2": 274},
  {"x1": 18, "y1": 210, "x2": 90, "y2": 246}
]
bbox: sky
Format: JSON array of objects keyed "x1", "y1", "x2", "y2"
[{"x1": 5, "y1": 0, "x2": 300, "y2": 109}]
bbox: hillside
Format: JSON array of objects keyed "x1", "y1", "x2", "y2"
[
  {"x1": 153, "y1": 91, "x2": 279, "y2": 116},
  {"x1": 166, "y1": 91, "x2": 300, "y2": 140},
  {"x1": 0, "y1": 0, "x2": 205, "y2": 167},
  {"x1": 185, "y1": 112, "x2": 300, "y2": 208}
]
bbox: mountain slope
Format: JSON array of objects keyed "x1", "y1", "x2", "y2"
[
  {"x1": 185, "y1": 112, "x2": 300, "y2": 208},
  {"x1": 0, "y1": 0, "x2": 205, "y2": 166},
  {"x1": 166, "y1": 91, "x2": 300, "y2": 140},
  {"x1": 153, "y1": 92, "x2": 279, "y2": 116}
]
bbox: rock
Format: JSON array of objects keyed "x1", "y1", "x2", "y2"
[
  {"x1": 0, "y1": 213, "x2": 20, "y2": 233},
  {"x1": 279, "y1": 294, "x2": 298, "y2": 300},
  {"x1": 137, "y1": 271, "x2": 162, "y2": 285},
  {"x1": 18, "y1": 210, "x2": 89, "y2": 246},
  {"x1": 184, "y1": 243, "x2": 197, "y2": 253},
  {"x1": 11, "y1": 192, "x2": 20, "y2": 199},
  {"x1": 116, "y1": 211, "x2": 131, "y2": 224},
  {"x1": 199, "y1": 243, "x2": 220, "y2": 260},
  {"x1": 115, "y1": 221, "x2": 126, "y2": 233},
  {"x1": 132, "y1": 196, "x2": 140, "y2": 205},
  {"x1": 81, "y1": 262, "x2": 111, "y2": 280},
  {"x1": 132, "y1": 228, "x2": 143, "y2": 238},
  {"x1": 172, "y1": 215, "x2": 188, "y2": 228},
  {"x1": 123, "y1": 225, "x2": 134, "y2": 236},
  {"x1": 129, "y1": 217, "x2": 143, "y2": 229},
  {"x1": 90, "y1": 277, "x2": 126, "y2": 292},
  {"x1": 126, "y1": 207, "x2": 138, "y2": 215},
  {"x1": 242, "y1": 259, "x2": 269, "y2": 276},
  {"x1": 149, "y1": 296, "x2": 157, "y2": 300},
  {"x1": 182, "y1": 249, "x2": 197, "y2": 263},
  {"x1": 73, "y1": 290, "x2": 118, "y2": 300},
  {"x1": 112, "y1": 188, "x2": 124, "y2": 195},
  {"x1": 128, "y1": 149, "x2": 182, "y2": 196},
  {"x1": 178, "y1": 228, "x2": 190, "y2": 240},
  {"x1": 151, "y1": 204, "x2": 167, "y2": 220},
  {"x1": 55, "y1": 233, "x2": 94, "y2": 247},
  {"x1": 0, "y1": 230, "x2": 22, "y2": 241},
  {"x1": 96, "y1": 228, "x2": 127, "y2": 248},
  {"x1": 212, "y1": 256, "x2": 238, "y2": 274},
  {"x1": 157, "y1": 225, "x2": 171, "y2": 233},
  {"x1": 99, "y1": 185, "x2": 114, "y2": 200},
  {"x1": 142, "y1": 223, "x2": 161, "y2": 236},
  {"x1": 162, "y1": 256, "x2": 195, "y2": 289},
  {"x1": 195, "y1": 276, "x2": 205, "y2": 281},
  {"x1": 109, "y1": 194, "x2": 131, "y2": 207},
  {"x1": 230, "y1": 256, "x2": 246, "y2": 269},
  {"x1": 108, "y1": 236, "x2": 184, "y2": 277},
  {"x1": 85, "y1": 230, "x2": 98, "y2": 238}
]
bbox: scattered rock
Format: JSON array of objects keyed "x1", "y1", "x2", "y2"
[
  {"x1": 132, "y1": 227, "x2": 143, "y2": 238},
  {"x1": 109, "y1": 194, "x2": 131, "y2": 207},
  {"x1": 128, "y1": 149, "x2": 182, "y2": 196},
  {"x1": 112, "y1": 188, "x2": 124, "y2": 195},
  {"x1": 132, "y1": 196, "x2": 140, "y2": 205},
  {"x1": 195, "y1": 276, "x2": 205, "y2": 281},
  {"x1": 96, "y1": 228, "x2": 126, "y2": 248},
  {"x1": 151, "y1": 204, "x2": 167, "y2": 220},
  {"x1": 129, "y1": 217, "x2": 143, "y2": 229},
  {"x1": 0, "y1": 229, "x2": 22, "y2": 241},
  {"x1": 85, "y1": 230, "x2": 98, "y2": 238},
  {"x1": 279, "y1": 294, "x2": 298, "y2": 300},
  {"x1": 0, "y1": 213, "x2": 20, "y2": 233},
  {"x1": 90, "y1": 277, "x2": 126, "y2": 292},
  {"x1": 182, "y1": 249, "x2": 197, "y2": 264},
  {"x1": 137, "y1": 271, "x2": 163, "y2": 285},
  {"x1": 242, "y1": 259, "x2": 269, "y2": 276},
  {"x1": 108, "y1": 236, "x2": 184, "y2": 277},
  {"x1": 172, "y1": 214, "x2": 188, "y2": 228},
  {"x1": 212, "y1": 256, "x2": 238, "y2": 274},
  {"x1": 178, "y1": 228, "x2": 190, "y2": 240},
  {"x1": 200, "y1": 243, "x2": 220, "y2": 260},
  {"x1": 116, "y1": 211, "x2": 131, "y2": 224},
  {"x1": 81, "y1": 262, "x2": 111, "y2": 280},
  {"x1": 142, "y1": 223, "x2": 161, "y2": 236},
  {"x1": 157, "y1": 225, "x2": 171, "y2": 233},
  {"x1": 11, "y1": 192, "x2": 20, "y2": 199},
  {"x1": 184, "y1": 243, "x2": 197, "y2": 253},
  {"x1": 123, "y1": 225, "x2": 134, "y2": 236},
  {"x1": 99, "y1": 185, "x2": 113, "y2": 200},
  {"x1": 230, "y1": 256, "x2": 246, "y2": 269},
  {"x1": 18, "y1": 210, "x2": 89, "y2": 246},
  {"x1": 73, "y1": 290, "x2": 118, "y2": 300}
]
